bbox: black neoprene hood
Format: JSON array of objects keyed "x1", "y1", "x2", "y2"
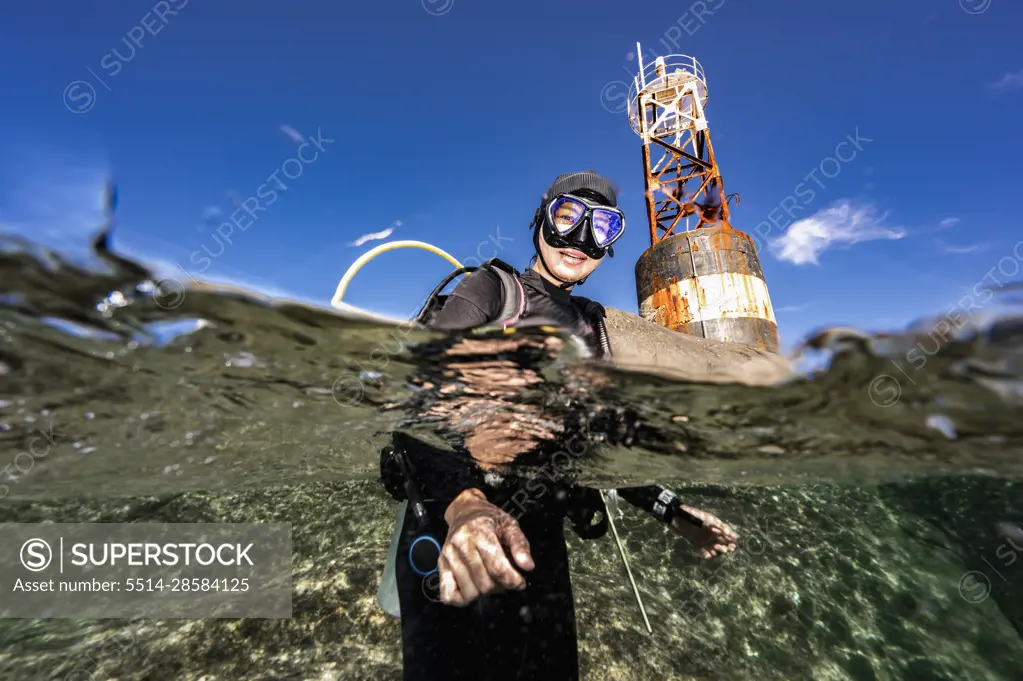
[
  {"x1": 541, "y1": 170, "x2": 618, "y2": 207},
  {"x1": 529, "y1": 169, "x2": 621, "y2": 285}
]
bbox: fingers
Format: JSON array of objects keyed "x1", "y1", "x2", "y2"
[
  {"x1": 707, "y1": 530, "x2": 737, "y2": 550},
  {"x1": 439, "y1": 536, "x2": 496, "y2": 606},
  {"x1": 438, "y1": 550, "x2": 476, "y2": 607},
  {"x1": 437, "y1": 503, "x2": 538, "y2": 606},
  {"x1": 703, "y1": 525, "x2": 737, "y2": 553},
  {"x1": 705, "y1": 520, "x2": 738, "y2": 540},
  {"x1": 698, "y1": 530, "x2": 739, "y2": 559},
  {"x1": 438, "y1": 514, "x2": 529, "y2": 606},
  {"x1": 477, "y1": 535, "x2": 526, "y2": 591},
  {"x1": 715, "y1": 523, "x2": 739, "y2": 542},
  {"x1": 478, "y1": 513, "x2": 529, "y2": 589},
  {"x1": 437, "y1": 554, "x2": 463, "y2": 605},
  {"x1": 456, "y1": 537, "x2": 499, "y2": 595},
  {"x1": 672, "y1": 508, "x2": 740, "y2": 560},
  {"x1": 498, "y1": 517, "x2": 535, "y2": 572},
  {"x1": 710, "y1": 542, "x2": 734, "y2": 557},
  {"x1": 679, "y1": 505, "x2": 739, "y2": 546}
]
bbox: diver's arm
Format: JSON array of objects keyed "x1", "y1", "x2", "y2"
[
  {"x1": 444, "y1": 488, "x2": 488, "y2": 523},
  {"x1": 620, "y1": 486, "x2": 736, "y2": 556},
  {"x1": 616, "y1": 485, "x2": 700, "y2": 526},
  {"x1": 426, "y1": 269, "x2": 503, "y2": 330}
]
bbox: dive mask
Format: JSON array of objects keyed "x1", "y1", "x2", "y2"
[{"x1": 543, "y1": 193, "x2": 625, "y2": 258}]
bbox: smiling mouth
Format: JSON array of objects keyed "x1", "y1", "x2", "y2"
[{"x1": 561, "y1": 250, "x2": 587, "y2": 263}]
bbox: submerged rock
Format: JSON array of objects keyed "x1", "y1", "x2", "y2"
[{"x1": 603, "y1": 308, "x2": 794, "y2": 387}]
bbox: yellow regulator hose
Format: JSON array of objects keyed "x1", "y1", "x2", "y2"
[{"x1": 330, "y1": 240, "x2": 464, "y2": 321}]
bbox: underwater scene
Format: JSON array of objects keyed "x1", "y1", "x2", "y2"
[{"x1": 0, "y1": 239, "x2": 1021, "y2": 680}]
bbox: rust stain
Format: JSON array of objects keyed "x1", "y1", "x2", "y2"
[
  {"x1": 708, "y1": 229, "x2": 729, "y2": 253},
  {"x1": 680, "y1": 284, "x2": 695, "y2": 326},
  {"x1": 651, "y1": 287, "x2": 675, "y2": 328},
  {"x1": 647, "y1": 279, "x2": 695, "y2": 329},
  {"x1": 676, "y1": 282, "x2": 692, "y2": 323},
  {"x1": 736, "y1": 272, "x2": 758, "y2": 318},
  {"x1": 695, "y1": 281, "x2": 707, "y2": 309}
]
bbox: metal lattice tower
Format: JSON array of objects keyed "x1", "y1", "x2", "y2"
[
  {"x1": 627, "y1": 47, "x2": 726, "y2": 240},
  {"x1": 627, "y1": 43, "x2": 780, "y2": 353}
]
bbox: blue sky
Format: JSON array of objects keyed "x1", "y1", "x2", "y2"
[{"x1": 1, "y1": 0, "x2": 1021, "y2": 350}]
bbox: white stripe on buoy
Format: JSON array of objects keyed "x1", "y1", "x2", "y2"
[{"x1": 644, "y1": 272, "x2": 777, "y2": 325}]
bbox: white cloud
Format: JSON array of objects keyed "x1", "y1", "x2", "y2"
[
  {"x1": 939, "y1": 217, "x2": 959, "y2": 229},
  {"x1": 350, "y1": 227, "x2": 394, "y2": 247},
  {"x1": 768, "y1": 200, "x2": 906, "y2": 266},
  {"x1": 992, "y1": 69, "x2": 1023, "y2": 91},
  {"x1": 941, "y1": 242, "x2": 989, "y2": 254},
  {"x1": 349, "y1": 219, "x2": 403, "y2": 247},
  {"x1": 279, "y1": 124, "x2": 305, "y2": 145}
]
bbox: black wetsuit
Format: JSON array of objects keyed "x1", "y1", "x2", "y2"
[{"x1": 388, "y1": 266, "x2": 679, "y2": 681}]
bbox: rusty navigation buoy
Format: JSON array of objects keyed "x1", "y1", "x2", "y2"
[{"x1": 625, "y1": 44, "x2": 779, "y2": 352}]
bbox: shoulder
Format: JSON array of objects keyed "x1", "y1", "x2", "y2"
[
  {"x1": 428, "y1": 266, "x2": 505, "y2": 327},
  {"x1": 570, "y1": 294, "x2": 606, "y2": 319},
  {"x1": 450, "y1": 267, "x2": 504, "y2": 306}
]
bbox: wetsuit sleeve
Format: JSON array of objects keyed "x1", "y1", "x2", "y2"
[
  {"x1": 616, "y1": 485, "x2": 685, "y2": 524},
  {"x1": 384, "y1": 433, "x2": 488, "y2": 512},
  {"x1": 426, "y1": 268, "x2": 504, "y2": 331}
]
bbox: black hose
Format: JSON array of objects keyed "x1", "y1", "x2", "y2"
[
  {"x1": 595, "y1": 315, "x2": 613, "y2": 360},
  {"x1": 414, "y1": 266, "x2": 478, "y2": 323}
]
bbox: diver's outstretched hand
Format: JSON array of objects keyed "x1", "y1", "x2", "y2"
[
  {"x1": 439, "y1": 489, "x2": 535, "y2": 606},
  {"x1": 670, "y1": 505, "x2": 738, "y2": 559}
]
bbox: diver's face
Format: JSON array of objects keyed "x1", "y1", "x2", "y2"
[{"x1": 537, "y1": 201, "x2": 604, "y2": 282}]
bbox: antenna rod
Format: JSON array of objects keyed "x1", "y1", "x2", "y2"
[{"x1": 635, "y1": 42, "x2": 646, "y2": 90}]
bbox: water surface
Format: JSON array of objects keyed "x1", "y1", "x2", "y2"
[{"x1": 1, "y1": 235, "x2": 1022, "y2": 680}]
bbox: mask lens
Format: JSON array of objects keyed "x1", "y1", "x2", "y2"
[
  {"x1": 549, "y1": 197, "x2": 585, "y2": 234},
  {"x1": 591, "y1": 209, "x2": 624, "y2": 247}
]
